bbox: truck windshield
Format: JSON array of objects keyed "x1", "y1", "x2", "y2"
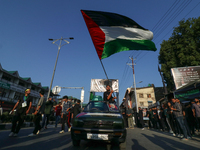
[{"x1": 83, "y1": 101, "x2": 119, "y2": 113}]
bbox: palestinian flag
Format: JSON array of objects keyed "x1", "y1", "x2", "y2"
[{"x1": 81, "y1": 10, "x2": 157, "y2": 60}]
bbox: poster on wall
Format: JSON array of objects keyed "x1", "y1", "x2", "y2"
[
  {"x1": 171, "y1": 66, "x2": 200, "y2": 90},
  {"x1": 90, "y1": 79, "x2": 119, "y2": 92}
]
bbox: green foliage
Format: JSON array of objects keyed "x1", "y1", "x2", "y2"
[{"x1": 159, "y1": 17, "x2": 200, "y2": 92}]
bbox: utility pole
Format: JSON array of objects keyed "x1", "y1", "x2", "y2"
[{"x1": 127, "y1": 57, "x2": 138, "y2": 112}]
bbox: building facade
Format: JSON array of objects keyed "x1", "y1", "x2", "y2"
[
  {"x1": 0, "y1": 63, "x2": 49, "y2": 111},
  {"x1": 124, "y1": 85, "x2": 158, "y2": 109}
]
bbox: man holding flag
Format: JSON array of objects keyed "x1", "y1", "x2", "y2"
[{"x1": 103, "y1": 85, "x2": 116, "y2": 103}]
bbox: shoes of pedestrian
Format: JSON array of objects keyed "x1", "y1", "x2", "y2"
[
  {"x1": 181, "y1": 138, "x2": 188, "y2": 141},
  {"x1": 28, "y1": 133, "x2": 36, "y2": 137},
  {"x1": 142, "y1": 128, "x2": 144, "y2": 130},
  {"x1": 13, "y1": 133, "x2": 18, "y2": 137},
  {"x1": 169, "y1": 130, "x2": 173, "y2": 134},
  {"x1": 180, "y1": 135, "x2": 184, "y2": 138},
  {"x1": 9, "y1": 132, "x2": 14, "y2": 137},
  {"x1": 177, "y1": 134, "x2": 181, "y2": 138},
  {"x1": 187, "y1": 136, "x2": 192, "y2": 139},
  {"x1": 36, "y1": 130, "x2": 40, "y2": 135},
  {"x1": 40, "y1": 128, "x2": 45, "y2": 132},
  {"x1": 68, "y1": 127, "x2": 71, "y2": 132},
  {"x1": 59, "y1": 130, "x2": 64, "y2": 133},
  {"x1": 173, "y1": 133, "x2": 176, "y2": 136}
]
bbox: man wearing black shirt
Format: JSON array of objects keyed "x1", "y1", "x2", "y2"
[
  {"x1": 9, "y1": 89, "x2": 32, "y2": 137},
  {"x1": 71, "y1": 100, "x2": 81, "y2": 124},
  {"x1": 103, "y1": 85, "x2": 116, "y2": 103}
]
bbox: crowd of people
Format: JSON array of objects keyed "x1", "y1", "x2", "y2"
[
  {"x1": 7, "y1": 85, "x2": 200, "y2": 141},
  {"x1": 120, "y1": 97, "x2": 200, "y2": 141},
  {"x1": 8, "y1": 89, "x2": 81, "y2": 137},
  {"x1": 146, "y1": 98, "x2": 200, "y2": 140}
]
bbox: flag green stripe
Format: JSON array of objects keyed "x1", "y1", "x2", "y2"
[{"x1": 102, "y1": 39, "x2": 157, "y2": 59}]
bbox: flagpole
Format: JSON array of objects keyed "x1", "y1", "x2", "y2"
[
  {"x1": 100, "y1": 59, "x2": 108, "y2": 79},
  {"x1": 99, "y1": 59, "x2": 118, "y2": 105}
]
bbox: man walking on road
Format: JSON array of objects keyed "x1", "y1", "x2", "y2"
[
  {"x1": 9, "y1": 89, "x2": 32, "y2": 137},
  {"x1": 42, "y1": 97, "x2": 53, "y2": 130},
  {"x1": 28, "y1": 91, "x2": 45, "y2": 136},
  {"x1": 60, "y1": 96, "x2": 72, "y2": 133}
]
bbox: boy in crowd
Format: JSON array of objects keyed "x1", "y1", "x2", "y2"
[
  {"x1": 60, "y1": 96, "x2": 72, "y2": 133},
  {"x1": 55, "y1": 102, "x2": 62, "y2": 128}
]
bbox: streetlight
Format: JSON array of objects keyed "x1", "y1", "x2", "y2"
[
  {"x1": 130, "y1": 81, "x2": 143, "y2": 88},
  {"x1": 46, "y1": 37, "x2": 74, "y2": 101}
]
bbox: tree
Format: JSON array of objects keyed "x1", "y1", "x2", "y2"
[{"x1": 158, "y1": 17, "x2": 200, "y2": 92}]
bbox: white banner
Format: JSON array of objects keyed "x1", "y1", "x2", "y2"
[{"x1": 90, "y1": 79, "x2": 119, "y2": 92}]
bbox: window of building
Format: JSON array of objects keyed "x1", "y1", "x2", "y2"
[
  {"x1": 148, "y1": 101, "x2": 153, "y2": 106},
  {"x1": 2, "y1": 75, "x2": 11, "y2": 81},
  {"x1": 139, "y1": 94, "x2": 144, "y2": 98},
  {"x1": 14, "y1": 92, "x2": 22, "y2": 100},
  {"x1": 140, "y1": 102, "x2": 144, "y2": 106},
  {"x1": 19, "y1": 82, "x2": 25, "y2": 87},
  {"x1": 1, "y1": 92, "x2": 7, "y2": 97},
  {"x1": 147, "y1": 94, "x2": 151, "y2": 98}
]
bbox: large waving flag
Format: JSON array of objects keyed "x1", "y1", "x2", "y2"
[{"x1": 81, "y1": 10, "x2": 157, "y2": 60}]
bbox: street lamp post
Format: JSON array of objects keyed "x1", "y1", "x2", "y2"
[{"x1": 46, "y1": 37, "x2": 74, "y2": 101}]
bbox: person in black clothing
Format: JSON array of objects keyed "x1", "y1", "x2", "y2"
[
  {"x1": 185, "y1": 102, "x2": 195, "y2": 136},
  {"x1": 159, "y1": 108, "x2": 166, "y2": 131},
  {"x1": 182, "y1": 104, "x2": 192, "y2": 138},
  {"x1": 133, "y1": 108, "x2": 138, "y2": 127},
  {"x1": 152, "y1": 107, "x2": 159, "y2": 129},
  {"x1": 9, "y1": 89, "x2": 32, "y2": 137},
  {"x1": 147, "y1": 108, "x2": 153, "y2": 129},
  {"x1": 103, "y1": 85, "x2": 116, "y2": 103},
  {"x1": 71, "y1": 100, "x2": 81, "y2": 124},
  {"x1": 138, "y1": 107, "x2": 144, "y2": 130},
  {"x1": 120, "y1": 104, "x2": 127, "y2": 128}
]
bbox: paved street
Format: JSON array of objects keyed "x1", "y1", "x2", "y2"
[{"x1": 0, "y1": 126, "x2": 200, "y2": 150}]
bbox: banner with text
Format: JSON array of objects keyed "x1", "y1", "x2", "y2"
[{"x1": 171, "y1": 66, "x2": 200, "y2": 90}]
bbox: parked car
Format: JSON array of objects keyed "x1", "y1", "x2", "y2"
[{"x1": 71, "y1": 99, "x2": 126, "y2": 147}]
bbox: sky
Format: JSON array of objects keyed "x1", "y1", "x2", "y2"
[{"x1": 1, "y1": 0, "x2": 200, "y2": 104}]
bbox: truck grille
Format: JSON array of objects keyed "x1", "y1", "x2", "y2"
[{"x1": 84, "y1": 120, "x2": 113, "y2": 127}]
